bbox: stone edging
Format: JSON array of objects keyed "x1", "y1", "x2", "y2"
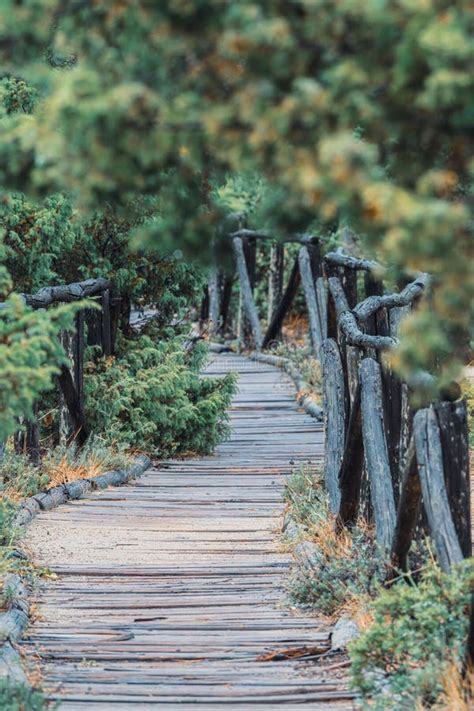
[
  {"x1": 0, "y1": 454, "x2": 151, "y2": 684},
  {"x1": 13, "y1": 455, "x2": 151, "y2": 527}
]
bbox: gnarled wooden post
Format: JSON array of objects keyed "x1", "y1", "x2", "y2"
[
  {"x1": 58, "y1": 313, "x2": 89, "y2": 447},
  {"x1": 320, "y1": 339, "x2": 346, "y2": 512},
  {"x1": 233, "y1": 237, "x2": 262, "y2": 350},
  {"x1": 263, "y1": 256, "x2": 300, "y2": 349},
  {"x1": 208, "y1": 264, "x2": 220, "y2": 336},
  {"x1": 337, "y1": 383, "x2": 364, "y2": 528},
  {"x1": 435, "y1": 399, "x2": 471, "y2": 558},
  {"x1": 390, "y1": 438, "x2": 421, "y2": 571},
  {"x1": 268, "y1": 242, "x2": 284, "y2": 326},
  {"x1": 316, "y1": 277, "x2": 328, "y2": 341},
  {"x1": 414, "y1": 407, "x2": 463, "y2": 572},
  {"x1": 298, "y1": 246, "x2": 323, "y2": 355},
  {"x1": 360, "y1": 357, "x2": 396, "y2": 549}
]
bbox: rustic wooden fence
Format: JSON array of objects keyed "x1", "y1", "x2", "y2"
[
  {"x1": 11, "y1": 278, "x2": 120, "y2": 461},
  {"x1": 206, "y1": 231, "x2": 471, "y2": 578}
]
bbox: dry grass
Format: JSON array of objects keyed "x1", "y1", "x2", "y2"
[
  {"x1": 0, "y1": 441, "x2": 132, "y2": 503},
  {"x1": 337, "y1": 594, "x2": 375, "y2": 631},
  {"x1": 282, "y1": 314, "x2": 309, "y2": 346},
  {"x1": 44, "y1": 454, "x2": 106, "y2": 488},
  {"x1": 413, "y1": 662, "x2": 474, "y2": 710}
]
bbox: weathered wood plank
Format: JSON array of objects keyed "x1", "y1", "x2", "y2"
[{"x1": 19, "y1": 354, "x2": 352, "y2": 707}]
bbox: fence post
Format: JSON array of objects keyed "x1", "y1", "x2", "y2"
[
  {"x1": 337, "y1": 383, "x2": 364, "y2": 527},
  {"x1": 435, "y1": 400, "x2": 471, "y2": 558},
  {"x1": 413, "y1": 407, "x2": 464, "y2": 572},
  {"x1": 208, "y1": 264, "x2": 220, "y2": 336},
  {"x1": 59, "y1": 312, "x2": 88, "y2": 446},
  {"x1": 219, "y1": 272, "x2": 234, "y2": 334},
  {"x1": 233, "y1": 237, "x2": 262, "y2": 350},
  {"x1": 101, "y1": 290, "x2": 112, "y2": 357},
  {"x1": 262, "y1": 256, "x2": 300, "y2": 349},
  {"x1": 390, "y1": 438, "x2": 421, "y2": 570},
  {"x1": 298, "y1": 247, "x2": 323, "y2": 355},
  {"x1": 268, "y1": 242, "x2": 284, "y2": 328},
  {"x1": 320, "y1": 338, "x2": 346, "y2": 512},
  {"x1": 360, "y1": 357, "x2": 396, "y2": 549}
]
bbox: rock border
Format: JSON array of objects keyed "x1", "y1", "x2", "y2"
[
  {"x1": 13, "y1": 455, "x2": 150, "y2": 527},
  {"x1": 0, "y1": 454, "x2": 151, "y2": 684}
]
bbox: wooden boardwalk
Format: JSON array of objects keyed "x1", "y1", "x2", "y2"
[{"x1": 20, "y1": 354, "x2": 355, "y2": 708}]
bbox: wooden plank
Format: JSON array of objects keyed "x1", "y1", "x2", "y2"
[{"x1": 19, "y1": 354, "x2": 352, "y2": 706}]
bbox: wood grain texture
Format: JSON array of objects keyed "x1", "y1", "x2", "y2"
[{"x1": 19, "y1": 354, "x2": 355, "y2": 709}]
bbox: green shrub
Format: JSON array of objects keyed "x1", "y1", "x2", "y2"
[
  {"x1": 349, "y1": 560, "x2": 474, "y2": 710},
  {"x1": 85, "y1": 336, "x2": 236, "y2": 457},
  {"x1": 0, "y1": 680, "x2": 52, "y2": 711}
]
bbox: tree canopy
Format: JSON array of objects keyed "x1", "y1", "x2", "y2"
[{"x1": 0, "y1": 0, "x2": 472, "y2": 382}]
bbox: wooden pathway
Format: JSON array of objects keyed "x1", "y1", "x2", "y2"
[{"x1": 20, "y1": 354, "x2": 355, "y2": 708}]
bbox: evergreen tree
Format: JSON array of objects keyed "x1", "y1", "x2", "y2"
[{"x1": 0, "y1": 1, "x2": 472, "y2": 381}]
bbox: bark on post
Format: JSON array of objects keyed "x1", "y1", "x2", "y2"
[
  {"x1": 298, "y1": 246, "x2": 323, "y2": 355},
  {"x1": 219, "y1": 272, "x2": 234, "y2": 334},
  {"x1": 342, "y1": 267, "x2": 358, "y2": 309},
  {"x1": 306, "y1": 240, "x2": 321, "y2": 281},
  {"x1": 316, "y1": 277, "x2": 328, "y2": 340},
  {"x1": 208, "y1": 264, "x2": 220, "y2": 336},
  {"x1": 268, "y1": 243, "x2": 284, "y2": 325},
  {"x1": 199, "y1": 286, "x2": 209, "y2": 329},
  {"x1": 239, "y1": 236, "x2": 257, "y2": 345},
  {"x1": 262, "y1": 256, "x2": 300, "y2": 349},
  {"x1": 109, "y1": 292, "x2": 122, "y2": 354},
  {"x1": 233, "y1": 237, "x2": 262, "y2": 350},
  {"x1": 101, "y1": 290, "x2": 112, "y2": 358},
  {"x1": 435, "y1": 399, "x2": 471, "y2": 558},
  {"x1": 360, "y1": 357, "x2": 396, "y2": 549},
  {"x1": 57, "y1": 365, "x2": 89, "y2": 447},
  {"x1": 337, "y1": 383, "x2": 364, "y2": 527},
  {"x1": 319, "y1": 339, "x2": 346, "y2": 513},
  {"x1": 413, "y1": 407, "x2": 464, "y2": 572},
  {"x1": 390, "y1": 439, "x2": 421, "y2": 571},
  {"x1": 327, "y1": 276, "x2": 359, "y2": 405}
]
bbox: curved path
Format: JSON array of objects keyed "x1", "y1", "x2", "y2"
[{"x1": 21, "y1": 354, "x2": 355, "y2": 708}]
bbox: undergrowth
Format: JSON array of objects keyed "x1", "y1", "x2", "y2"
[
  {"x1": 285, "y1": 468, "x2": 385, "y2": 618},
  {"x1": 85, "y1": 335, "x2": 236, "y2": 457},
  {"x1": 0, "y1": 679, "x2": 53, "y2": 711},
  {"x1": 284, "y1": 467, "x2": 473, "y2": 708},
  {"x1": 350, "y1": 559, "x2": 474, "y2": 710},
  {"x1": 269, "y1": 344, "x2": 322, "y2": 403}
]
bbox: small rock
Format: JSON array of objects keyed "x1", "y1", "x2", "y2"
[{"x1": 331, "y1": 616, "x2": 359, "y2": 651}]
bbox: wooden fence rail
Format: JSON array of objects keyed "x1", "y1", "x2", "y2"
[{"x1": 207, "y1": 233, "x2": 471, "y2": 582}]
